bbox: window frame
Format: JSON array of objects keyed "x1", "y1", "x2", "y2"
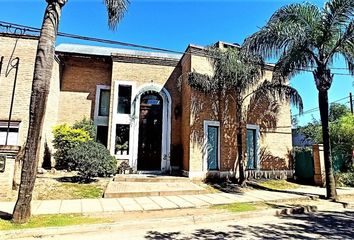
[
  {"x1": 246, "y1": 124, "x2": 260, "y2": 170},
  {"x1": 110, "y1": 81, "x2": 136, "y2": 159},
  {"x1": 94, "y1": 85, "x2": 111, "y2": 126},
  {"x1": 0, "y1": 121, "x2": 20, "y2": 146}
]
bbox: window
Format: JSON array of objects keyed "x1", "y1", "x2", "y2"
[
  {"x1": 99, "y1": 89, "x2": 110, "y2": 116},
  {"x1": 115, "y1": 124, "x2": 130, "y2": 155},
  {"x1": 96, "y1": 125, "x2": 108, "y2": 147},
  {"x1": 204, "y1": 121, "x2": 220, "y2": 171},
  {"x1": 246, "y1": 124, "x2": 259, "y2": 170},
  {"x1": 117, "y1": 85, "x2": 132, "y2": 114},
  {"x1": 0, "y1": 121, "x2": 19, "y2": 146}
]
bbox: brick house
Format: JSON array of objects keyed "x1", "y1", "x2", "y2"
[{"x1": 0, "y1": 33, "x2": 293, "y2": 180}]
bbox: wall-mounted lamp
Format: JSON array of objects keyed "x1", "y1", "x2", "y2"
[{"x1": 174, "y1": 104, "x2": 181, "y2": 120}]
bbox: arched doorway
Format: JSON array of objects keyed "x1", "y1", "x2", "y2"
[{"x1": 137, "y1": 91, "x2": 163, "y2": 171}]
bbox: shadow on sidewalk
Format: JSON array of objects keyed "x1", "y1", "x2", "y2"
[
  {"x1": 246, "y1": 181, "x2": 324, "y2": 198},
  {"x1": 144, "y1": 210, "x2": 354, "y2": 239}
]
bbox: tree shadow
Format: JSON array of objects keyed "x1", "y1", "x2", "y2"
[
  {"x1": 246, "y1": 181, "x2": 322, "y2": 198},
  {"x1": 144, "y1": 211, "x2": 354, "y2": 239},
  {"x1": 0, "y1": 211, "x2": 12, "y2": 221},
  {"x1": 145, "y1": 231, "x2": 181, "y2": 240},
  {"x1": 205, "y1": 180, "x2": 245, "y2": 194},
  {"x1": 55, "y1": 176, "x2": 97, "y2": 184}
]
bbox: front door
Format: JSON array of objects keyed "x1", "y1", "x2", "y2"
[{"x1": 137, "y1": 92, "x2": 163, "y2": 171}]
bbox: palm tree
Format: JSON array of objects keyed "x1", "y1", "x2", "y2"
[
  {"x1": 243, "y1": 0, "x2": 354, "y2": 200},
  {"x1": 187, "y1": 47, "x2": 303, "y2": 185},
  {"x1": 12, "y1": 0, "x2": 129, "y2": 224}
]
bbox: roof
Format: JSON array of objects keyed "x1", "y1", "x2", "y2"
[{"x1": 55, "y1": 43, "x2": 182, "y2": 60}]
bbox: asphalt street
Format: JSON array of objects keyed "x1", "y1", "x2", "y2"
[{"x1": 15, "y1": 208, "x2": 354, "y2": 240}]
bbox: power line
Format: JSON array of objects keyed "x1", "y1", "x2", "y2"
[
  {"x1": 2, "y1": 20, "x2": 354, "y2": 76},
  {"x1": 293, "y1": 96, "x2": 351, "y2": 117}
]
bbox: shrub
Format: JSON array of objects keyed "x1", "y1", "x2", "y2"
[
  {"x1": 72, "y1": 117, "x2": 96, "y2": 139},
  {"x1": 335, "y1": 171, "x2": 354, "y2": 187},
  {"x1": 53, "y1": 124, "x2": 92, "y2": 169},
  {"x1": 66, "y1": 141, "x2": 117, "y2": 180}
]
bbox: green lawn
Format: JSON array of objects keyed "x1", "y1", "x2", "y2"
[
  {"x1": 0, "y1": 214, "x2": 112, "y2": 231},
  {"x1": 258, "y1": 180, "x2": 300, "y2": 190},
  {"x1": 36, "y1": 183, "x2": 104, "y2": 200},
  {"x1": 211, "y1": 202, "x2": 263, "y2": 213}
]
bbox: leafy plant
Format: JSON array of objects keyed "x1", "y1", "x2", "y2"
[
  {"x1": 335, "y1": 171, "x2": 354, "y2": 187},
  {"x1": 67, "y1": 141, "x2": 117, "y2": 181},
  {"x1": 72, "y1": 117, "x2": 96, "y2": 139},
  {"x1": 52, "y1": 124, "x2": 92, "y2": 170}
]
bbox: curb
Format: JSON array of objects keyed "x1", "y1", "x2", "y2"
[{"x1": 1, "y1": 209, "x2": 275, "y2": 239}]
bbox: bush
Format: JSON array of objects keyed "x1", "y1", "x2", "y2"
[
  {"x1": 335, "y1": 171, "x2": 354, "y2": 187},
  {"x1": 53, "y1": 124, "x2": 92, "y2": 169},
  {"x1": 66, "y1": 141, "x2": 117, "y2": 180},
  {"x1": 72, "y1": 117, "x2": 96, "y2": 139}
]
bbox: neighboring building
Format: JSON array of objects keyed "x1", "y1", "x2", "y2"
[
  {"x1": 292, "y1": 129, "x2": 314, "y2": 147},
  {"x1": 0, "y1": 33, "x2": 293, "y2": 180}
]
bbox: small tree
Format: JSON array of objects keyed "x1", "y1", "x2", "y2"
[{"x1": 187, "y1": 47, "x2": 302, "y2": 184}]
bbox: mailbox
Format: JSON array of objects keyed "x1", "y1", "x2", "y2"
[{"x1": 0, "y1": 155, "x2": 5, "y2": 173}]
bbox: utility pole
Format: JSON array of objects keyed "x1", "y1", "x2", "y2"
[{"x1": 350, "y1": 92, "x2": 353, "y2": 115}]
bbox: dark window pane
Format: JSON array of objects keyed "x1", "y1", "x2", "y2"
[
  {"x1": 99, "y1": 89, "x2": 110, "y2": 116},
  {"x1": 118, "y1": 85, "x2": 132, "y2": 114},
  {"x1": 207, "y1": 126, "x2": 219, "y2": 170},
  {"x1": 96, "y1": 125, "x2": 108, "y2": 147},
  {"x1": 246, "y1": 129, "x2": 257, "y2": 169},
  {"x1": 115, "y1": 124, "x2": 130, "y2": 155}
]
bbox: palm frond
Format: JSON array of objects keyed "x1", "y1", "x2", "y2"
[
  {"x1": 249, "y1": 81, "x2": 304, "y2": 114},
  {"x1": 325, "y1": 20, "x2": 354, "y2": 63},
  {"x1": 322, "y1": 0, "x2": 354, "y2": 30},
  {"x1": 338, "y1": 40, "x2": 354, "y2": 74},
  {"x1": 243, "y1": 3, "x2": 320, "y2": 59},
  {"x1": 104, "y1": 0, "x2": 129, "y2": 30},
  {"x1": 188, "y1": 72, "x2": 217, "y2": 93},
  {"x1": 273, "y1": 44, "x2": 317, "y2": 80},
  {"x1": 187, "y1": 47, "x2": 264, "y2": 96}
]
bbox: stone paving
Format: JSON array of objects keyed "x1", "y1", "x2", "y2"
[
  {"x1": 0, "y1": 190, "x2": 308, "y2": 216},
  {"x1": 1, "y1": 186, "x2": 353, "y2": 216}
]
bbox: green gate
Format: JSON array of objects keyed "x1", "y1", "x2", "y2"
[{"x1": 295, "y1": 150, "x2": 314, "y2": 182}]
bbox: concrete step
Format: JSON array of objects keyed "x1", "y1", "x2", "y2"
[
  {"x1": 104, "y1": 181, "x2": 207, "y2": 198},
  {"x1": 113, "y1": 174, "x2": 191, "y2": 183}
]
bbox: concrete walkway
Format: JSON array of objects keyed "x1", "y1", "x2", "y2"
[
  {"x1": 0, "y1": 190, "x2": 308, "y2": 216},
  {"x1": 1, "y1": 187, "x2": 353, "y2": 216}
]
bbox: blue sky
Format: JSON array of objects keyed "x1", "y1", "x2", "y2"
[{"x1": 1, "y1": 0, "x2": 353, "y2": 126}]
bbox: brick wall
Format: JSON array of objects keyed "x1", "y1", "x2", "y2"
[
  {"x1": 38, "y1": 58, "x2": 61, "y2": 167},
  {"x1": 109, "y1": 60, "x2": 182, "y2": 148},
  {"x1": 0, "y1": 34, "x2": 38, "y2": 147},
  {"x1": 58, "y1": 56, "x2": 112, "y2": 124},
  {"x1": 183, "y1": 47, "x2": 293, "y2": 178}
]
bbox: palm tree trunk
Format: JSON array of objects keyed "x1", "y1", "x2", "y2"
[
  {"x1": 318, "y1": 89, "x2": 337, "y2": 200},
  {"x1": 12, "y1": 0, "x2": 66, "y2": 224},
  {"x1": 236, "y1": 105, "x2": 246, "y2": 185}
]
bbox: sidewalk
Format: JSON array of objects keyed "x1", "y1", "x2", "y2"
[
  {"x1": 1, "y1": 186, "x2": 353, "y2": 216},
  {"x1": 0, "y1": 189, "x2": 313, "y2": 216}
]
